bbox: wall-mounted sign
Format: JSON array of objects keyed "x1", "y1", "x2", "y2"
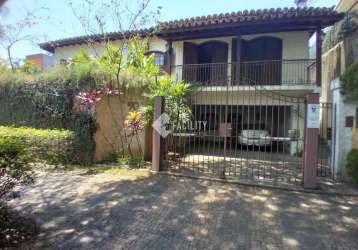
[{"x1": 307, "y1": 104, "x2": 320, "y2": 128}]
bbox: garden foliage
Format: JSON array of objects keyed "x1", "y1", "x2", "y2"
[
  {"x1": 0, "y1": 126, "x2": 75, "y2": 165},
  {"x1": 0, "y1": 36, "x2": 195, "y2": 165},
  {"x1": 341, "y1": 63, "x2": 358, "y2": 102},
  {"x1": 346, "y1": 148, "x2": 358, "y2": 183}
]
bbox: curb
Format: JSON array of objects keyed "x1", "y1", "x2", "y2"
[{"x1": 156, "y1": 171, "x2": 358, "y2": 197}]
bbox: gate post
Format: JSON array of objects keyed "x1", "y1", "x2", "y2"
[
  {"x1": 303, "y1": 93, "x2": 320, "y2": 189},
  {"x1": 152, "y1": 96, "x2": 164, "y2": 172}
]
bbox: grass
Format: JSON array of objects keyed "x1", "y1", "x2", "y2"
[{"x1": 62, "y1": 164, "x2": 152, "y2": 177}]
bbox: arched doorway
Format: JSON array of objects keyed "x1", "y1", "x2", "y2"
[
  {"x1": 183, "y1": 41, "x2": 228, "y2": 85},
  {"x1": 241, "y1": 36, "x2": 283, "y2": 84}
]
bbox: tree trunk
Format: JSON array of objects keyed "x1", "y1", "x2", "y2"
[{"x1": 7, "y1": 46, "x2": 15, "y2": 72}]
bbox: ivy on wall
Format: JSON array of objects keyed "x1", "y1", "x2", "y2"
[{"x1": 341, "y1": 62, "x2": 358, "y2": 102}]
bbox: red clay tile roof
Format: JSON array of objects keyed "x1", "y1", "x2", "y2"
[
  {"x1": 40, "y1": 7, "x2": 343, "y2": 53},
  {"x1": 39, "y1": 29, "x2": 154, "y2": 53},
  {"x1": 158, "y1": 6, "x2": 342, "y2": 31}
]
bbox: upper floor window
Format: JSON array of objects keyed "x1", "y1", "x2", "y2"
[{"x1": 146, "y1": 51, "x2": 165, "y2": 66}]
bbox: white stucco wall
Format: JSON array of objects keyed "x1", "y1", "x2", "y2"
[
  {"x1": 53, "y1": 36, "x2": 168, "y2": 64},
  {"x1": 53, "y1": 31, "x2": 309, "y2": 65},
  {"x1": 171, "y1": 31, "x2": 310, "y2": 84},
  {"x1": 330, "y1": 78, "x2": 357, "y2": 178}
]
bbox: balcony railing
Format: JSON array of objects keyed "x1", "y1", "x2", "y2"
[{"x1": 174, "y1": 59, "x2": 316, "y2": 86}]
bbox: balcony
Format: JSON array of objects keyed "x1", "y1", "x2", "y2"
[{"x1": 174, "y1": 59, "x2": 316, "y2": 86}]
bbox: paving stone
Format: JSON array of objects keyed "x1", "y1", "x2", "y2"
[{"x1": 7, "y1": 171, "x2": 358, "y2": 250}]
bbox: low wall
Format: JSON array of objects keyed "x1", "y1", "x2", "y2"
[{"x1": 93, "y1": 94, "x2": 151, "y2": 162}]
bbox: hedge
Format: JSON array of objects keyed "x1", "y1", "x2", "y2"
[
  {"x1": 0, "y1": 126, "x2": 75, "y2": 165},
  {"x1": 346, "y1": 149, "x2": 358, "y2": 184}
]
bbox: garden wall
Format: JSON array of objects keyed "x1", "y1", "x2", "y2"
[{"x1": 94, "y1": 94, "x2": 151, "y2": 162}]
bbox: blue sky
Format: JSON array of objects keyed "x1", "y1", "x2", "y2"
[{"x1": 0, "y1": 0, "x2": 339, "y2": 61}]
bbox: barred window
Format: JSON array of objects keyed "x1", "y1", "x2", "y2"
[{"x1": 146, "y1": 51, "x2": 165, "y2": 66}]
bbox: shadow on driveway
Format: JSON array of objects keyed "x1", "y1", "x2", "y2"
[{"x1": 8, "y1": 171, "x2": 358, "y2": 250}]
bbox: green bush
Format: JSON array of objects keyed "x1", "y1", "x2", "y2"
[
  {"x1": 0, "y1": 137, "x2": 31, "y2": 179},
  {"x1": 346, "y1": 149, "x2": 358, "y2": 183},
  {"x1": 117, "y1": 155, "x2": 145, "y2": 167},
  {"x1": 341, "y1": 63, "x2": 358, "y2": 102},
  {"x1": 0, "y1": 126, "x2": 75, "y2": 165},
  {"x1": 0, "y1": 136, "x2": 32, "y2": 198},
  {"x1": 0, "y1": 72, "x2": 96, "y2": 165}
]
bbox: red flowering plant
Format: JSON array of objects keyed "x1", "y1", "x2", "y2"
[
  {"x1": 124, "y1": 111, "x2": 146, "y2": 157},
  {"x1": 73, "y1": 84, "x2": 118, "y2": 110}
]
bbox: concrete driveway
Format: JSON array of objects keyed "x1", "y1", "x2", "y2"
[{"x1": 9, "y1": 170, "x2": 358, "y2": 250}]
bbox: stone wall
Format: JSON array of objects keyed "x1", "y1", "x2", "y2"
[{"x1": 93, "y1": 94, "x2": 150, "y2": 162}]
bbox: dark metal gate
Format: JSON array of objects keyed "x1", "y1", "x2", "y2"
[
  {"x1": 164, "y1": 72, "x2": 306, "y2": 185},
  {"x1": 317, "y1": 102, "x2": 335, "y2": 179}
]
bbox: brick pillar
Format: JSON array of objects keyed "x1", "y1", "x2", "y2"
[
  {"x1": 152, "y1": 96, "x2": 164, "y2": 172},
  {"x1": 303, "y1": 93, "x2": 320, "y2": 189}
]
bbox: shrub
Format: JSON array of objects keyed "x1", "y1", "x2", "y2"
[
  {"x1": 341, "y1": 63, "x2": 358, "y2": 102},
  {"x1": 0, "y1": 126, "x2": 75, "y2": 165},
  {"x1": 117, "y1": 155, "x2": 145, "y2": 167},
  {"x1": 0, "y1": 137, "x2": 32, "y2": 198},
  {"x1": 346, "y1": 149, "x2": 358, "y2": 183},
  {"x1": 0, "y1": 204, "x2": 39, "y2": 247}
]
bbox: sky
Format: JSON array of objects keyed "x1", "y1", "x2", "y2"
[{"x1": 0, "y1": 0, "x2": 339, "y2": 62}]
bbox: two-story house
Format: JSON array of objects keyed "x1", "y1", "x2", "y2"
[{"x1": 40, "y1": 7, "x2": 343, "y2": 182}]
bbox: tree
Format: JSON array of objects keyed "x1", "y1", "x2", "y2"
[
  {"x1": 294, "y1": 0, "x2": 309, "y2": 8},
  {"x1": 0, "y1": 0, "x2": 8, "y2": 38},
  {"x1": 0, "y1": 0, "x2": 7, "y2": 7},
  {"x1": 0, "y1": 9, "x2": 40, "y2": 72},
  {"x1": 66, "y1": 0, "x2": 162, "y2": 159}
]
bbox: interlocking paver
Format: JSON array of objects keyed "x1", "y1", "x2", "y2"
[{"x1": 8, "y1": 171, "x2": 358, "y2": 250}]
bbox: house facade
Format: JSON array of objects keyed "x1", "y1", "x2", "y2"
[{"x1": 40, "y1": 7, "x2": 343, "y2": 182}]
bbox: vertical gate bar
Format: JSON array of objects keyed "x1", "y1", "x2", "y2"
[
  {"x1": 193, "y1": 87, "x2": 197, "y2": 173},
  {"x1": 297, "y1": 102, "x2": 301, "y2": 183},
  {"x1": 152, "y1": 96, "x2": 164, "y2": 172},
  {"x1": 253, "y1": 80, "x2": 257, "y2": 179},
  {"x1": 322, "y1": 103, "x2": 325, "y2": 176},
  {"x1": 241, "y1": 91, "x2": 245, "y2": 177},
  {"x1": 199, "y1": 85, "x2": 203, "y2": 173},
  {"x1": 246, "y1": 82, "x2": 251, "y2": 178},
  {"x1": 258, "y1": 85, "x2": 262, "y2": 180},
  {"x1": 332, "y1": 103, "x2": 337, "y2": 180},
  {"x1": 269, "y1": 92, "x2": 274, "y2": 180},
  {"x1": 264, "y1": 92, "x2": 268, "y2": 179},
  {"x1": 203, "y1": 72, "x2": 208, "y2": 173},
  {"x1": 222, "y1": 64, "x2": 229, "y2": 179},
  {"x1": 229, "y1": 77, "x2": 234, "y2": 176},
  {"x1": 213, "y1": 82, "x2": 217, "y2": 175},
  {"x1": 276, "y1": 95, "x2": 281, "y2": 181},
  {"x1": 283, "y1": 102, "x2": 287, "y2": 182},
  {"x1": 235, "y1": 87, "x2": 240, "y2": 176}
]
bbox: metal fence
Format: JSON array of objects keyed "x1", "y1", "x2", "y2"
[
  {"x1": 174, "y1": 59, "x2": 316, "y2": 86},
  {"x1": 164, "y1": 78, "x2": 306, "y2": 185},
  {"x1": 317, "y1": 102, "x2": 335, "y2": 179}
]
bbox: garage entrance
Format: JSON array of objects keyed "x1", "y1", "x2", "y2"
[{"x1": 164, "y1": 81, "x2": 306, "y2": 185}]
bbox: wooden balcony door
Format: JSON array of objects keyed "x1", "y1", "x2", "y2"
[
  {"x1": 183, "y1": 41, "x2": 228, "y2": 85},
  {"x1": 241, "y1": 36, "x2": 283, "y2": 85}
]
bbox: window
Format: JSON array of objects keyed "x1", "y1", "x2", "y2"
[{"x1": 146, "y1": 51, "x2": 165, "y2": 66}]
